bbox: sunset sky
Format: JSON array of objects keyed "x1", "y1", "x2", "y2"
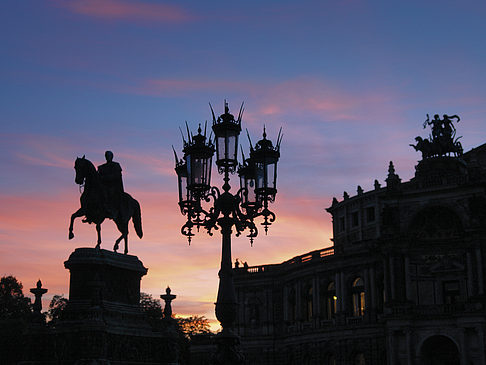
[{"x1": 1, "y1": 0, "x2": 485, "y2": 329}]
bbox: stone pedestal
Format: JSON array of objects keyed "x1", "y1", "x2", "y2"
[
  {"x1": 63, "y1": 248, "x2": 149, "y2": 333},
  {"x1": 41, "y1": 248, "x2": 180, "y2": 364},
  {"x1": 414, "y1": 156, "x2": 468, "y2": 188}
]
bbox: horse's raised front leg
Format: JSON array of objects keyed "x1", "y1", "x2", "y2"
[
  {"x1": 69, "y1": 208, "x2": 85, "y2": 240},
  {"x1": 95, "y1": 223, "x2": 101, "y2": 249}
]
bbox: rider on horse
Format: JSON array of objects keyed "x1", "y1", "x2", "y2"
[
  {"x1": 70, "y1": 154, "x2": 142, "y2": 254},
  {"x1": 98, "y1": 151, "x2": 124, "y2": 219}
]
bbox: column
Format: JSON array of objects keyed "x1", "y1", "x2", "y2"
[
  {"x1": 296, "y1": 282, "x2": 302, "y2": 321},
  {"x1": 460, "y1": 328, "x2": 467, "y2": 365},
  {"x1": 314, "y1": 275, "x2": 320, "y2": 322},
  {"x1": 364, "y1": 268, "x2": 371, "y2": 315},
  {"x1": 476, "y1": 247, "x2": 484, "y2": 295},
  {"x1": 405, "y1": 256, "x2": 411, "y2": 301},
  {"x1": 283, "y1": 286, "x2": 288, "y2": 321},
  {"x1": 335, "y1": 272, "x2": 342, "y2": 312},
  {"x1": 405, "y1": 329, "x2": 412, "y2": 365},
  {"x1": 467, "y1": 251, "x2": 474, "y2": 296},
  {"x1": 390, "y1": 256, "x2": 396, "y2": 300},
  {"x1": 478, "y1": 326, "x2": 486, "y2": 365},
  {"x1": 384, "y1": 257, "x2": 390, "y2": 304},
  {"x1": 387, "y1": 330, "x2": 395, "y2": 365},
  {"x1": 340, "y1": 271, "x2": 345, "y2": 313},
  {"x1": 370, "y1": 266, "x2": 376, "y2": 309}
]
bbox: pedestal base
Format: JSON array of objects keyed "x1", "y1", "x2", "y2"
[
  {"x1": 22, "y1": 247, "x2": 179, "y2": 364},
  {"x1": 212, "y1": 331, "x2": 245, "y2": 365},
  {"x1": 63, "y1": 248, "x2": 150, "y2": 334}
]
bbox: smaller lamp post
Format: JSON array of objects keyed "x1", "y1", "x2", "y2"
[
  {"x1": 161, "y1": 286, "x2": 177, "y2": 320},
  {"x1": 30, "y1": 279, "x2": 48, "y2": 323},
  {"x1": 173, "y1": 101, "x2": 282, "y2": 364}
]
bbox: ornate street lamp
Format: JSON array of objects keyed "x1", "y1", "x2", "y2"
[{"x1": 173, "y1": 101, "x2": 282, "y2": 364}]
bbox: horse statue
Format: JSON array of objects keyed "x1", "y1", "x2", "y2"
[
  {"x1": 410, "y1": 136, "x2": 441, "y2": 159},
  {"x1": 68, "y1": 156, "x2": 143, "y2": 254},
  {"x1": 412, "y1": 114, "x2": 463, "y2": 159}
]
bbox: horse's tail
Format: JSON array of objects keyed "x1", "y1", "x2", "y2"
[{"x1": 132, "y1": 199, "x2": 143, "y2": 239}]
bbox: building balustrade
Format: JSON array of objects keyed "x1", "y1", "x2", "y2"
[
  {"x1": 346, "y1": 316, "x2": 364, "y2": 325},
  {"x1": 236, "y1": 247, "x2": 335, "y2": 274},
  {"x1": 389, "y1": 303, "x2": 467, "y2": 317},
  {"x1": 277, "y1": 312, "x2": 376, "y2": 335}
]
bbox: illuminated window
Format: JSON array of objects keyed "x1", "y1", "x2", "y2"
[
  {"x1": 352, "y1": 277, "x2": 365, "y2": 317},
  {"x1": 325, "y1": 282, "x2": 337, "y2": 319}
]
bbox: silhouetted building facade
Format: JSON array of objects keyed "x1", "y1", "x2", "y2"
[{"x1": 234, "y1": 143, "x2": 486, "y2": 365}]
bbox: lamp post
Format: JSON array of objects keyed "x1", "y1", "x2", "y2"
[{"x1": 173, "y1": 101, "x2": 282, "y2": 364}]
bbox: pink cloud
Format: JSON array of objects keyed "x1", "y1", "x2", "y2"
[
  {"x1": 129, "y1": 76, "x2": 402, "y2": 127},
  {"x1": 53, "y1": 0, "x2": 192, "y2": 23}
]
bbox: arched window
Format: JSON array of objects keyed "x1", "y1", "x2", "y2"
[
  {"x1": 420, "y1": 335, "x2": 459, "y2": 365},
  {"x1": 354, "y1": 352, "x2": 365, "y2": 365},
  {"x1": 352, "y1": 277, "x2": 365, "y2": 317},
  {"x1": 304, "y1": 286, "x2": 313, "y2": 321},
  {"x1": 325, "y1": 282, "x2": 337, "y2": 319}
]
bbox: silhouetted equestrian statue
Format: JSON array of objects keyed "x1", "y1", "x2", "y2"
[
  {"x1": 68, "y1": 152, "x2": 143, "y2": 254},
  {"x1": 410, "y1": 114, "x2": 463, "y2": 159}
]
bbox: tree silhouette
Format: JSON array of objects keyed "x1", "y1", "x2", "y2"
[
  {"x1": 177, "y1": 315, "x2": 211, "y2": 338},
  {"x1": 0, "y1": 276, "x2": 32, "y2": 364},
  {"x1": 0, "y1": 275, "x2": 31, "y2": 320},
  {"x1": 140, "y1": 292, "x2": 164, "y2": 326},
  {"x1": 47, "y1": 294, "x2": 68, "y2": 324}
]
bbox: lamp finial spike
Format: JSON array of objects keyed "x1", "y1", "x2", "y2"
[
  {"x1": 209, "y1": 102, "x2": 217, "y2": 124},
  {"x1": 246, "y1": 129, "x2": 253, "y2": 150},
  {"x1": 185, "y1": 121, "x2": 191, "y2": 143},
  {"x1": 179, "y1": 127, "x2": 186, "y2": 144},
  {"x1": 237, "y1": 101, "x2": 245, "y2": 124},
  {"x1": 172, "y1": 145, "x2": 179, "y2": 163}
]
